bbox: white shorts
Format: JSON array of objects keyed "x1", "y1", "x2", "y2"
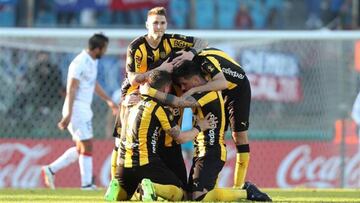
[{"x1": 68, "y1": 119, "x2": 93, "y2": 141}]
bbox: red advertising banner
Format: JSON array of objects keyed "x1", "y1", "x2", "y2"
[
  {"x1": 0, "y1": 138, "x2": 359, "y2": 188},
  {"x1": 110, "y1": 0, "x2": 167, "y2": 10}
]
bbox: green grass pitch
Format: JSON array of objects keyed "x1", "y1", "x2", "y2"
[{"x1": 0, "y1": 188, "x2": 360, "y2": 202}]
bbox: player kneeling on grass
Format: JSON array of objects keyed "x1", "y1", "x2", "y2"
[
  {"x1": 139, "y1": 62, "x2": 272, "y2": 202},
  {"x1": 104, "y1": 70, "x2": 217, "y2": 201}
]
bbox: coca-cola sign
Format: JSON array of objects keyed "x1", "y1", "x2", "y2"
[
  {"x1": 277, "y1": 145, "x2": 360, "y2": 188},
  {"x1": 0, "y1": 139, "x2": 358, "y2": 188}
]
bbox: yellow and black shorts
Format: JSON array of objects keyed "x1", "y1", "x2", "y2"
[
  {"x1": 116, "y1": 158, "x2": 183, "y2": 199},
  {"x1": 223, "y1": 75, "x2": 251, "y2": 132}
]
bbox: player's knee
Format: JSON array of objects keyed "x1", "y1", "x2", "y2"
[{"x1": 232, "y1": 131, "x2": 248, "y2": 145}]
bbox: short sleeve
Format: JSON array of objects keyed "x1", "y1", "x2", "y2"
[{"x1": 68, "y1": 59, "x2": 83, "y2": 80}]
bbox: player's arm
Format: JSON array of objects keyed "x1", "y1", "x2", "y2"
[
  {"x1": 193, "y1": 37, "x2": 208, "y2": 53},
  {"x1": 128, "y1": 58, "x2": 173, "y2": 86},
  {"x1": 166, "y1": 113, "x2": 216, "y2": 144},
  {"x1": 183, "y1": 72, "x2": 228, "y2": 97},
  {"x1": 140, "y1": 84, "x2": 199, "y2": 108},
  {"x1": 172, "y1": 36, "x2": 208, "y2": 67},
  {"x1": 95, "y1": 82, "x2": 119, "y2": 115},
  {"x1": 58, "y1": 78, "x2": 79, "y2": 130}
]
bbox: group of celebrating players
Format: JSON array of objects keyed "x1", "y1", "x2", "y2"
[
  {"x1": 41, "y1": 5, "x2": 271, "y2": 202},
  {"x1": 104, "y1": 6, "x2": 272, "y2": 202}
]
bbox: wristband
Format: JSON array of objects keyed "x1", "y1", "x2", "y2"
[
  {"x1": 194, "y1": 125, "x2": 201, "y2": 132},
  {"x1": 190, "y1": 48, "x2": 197, "y2": 56}
]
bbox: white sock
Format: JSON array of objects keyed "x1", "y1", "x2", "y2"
[
  {"x1": 49, "y1": 147, "x2": 79, "y2": 173},
  {"x1": 79, "y1": 154, "x2": 93, "y2": 187}
]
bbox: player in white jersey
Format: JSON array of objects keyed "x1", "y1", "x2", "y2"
[{"x1": 42, "y1": 33, "x2": 119, "y2": 190}]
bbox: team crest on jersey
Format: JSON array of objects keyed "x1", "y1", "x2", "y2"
[
  {"x1": 168, "y1": 113, "x2": 174, "y2": 121},
  {"x1": 207, "y1": 64, "x2": 215, "y2": 72}
]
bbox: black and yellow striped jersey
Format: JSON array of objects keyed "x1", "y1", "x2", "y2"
[
  {"x1": 119, "y1": 95, "x2": 177, "y2": 168},
  {"x1": 121, "y1": 33, "x2": 195, "y2": 97},
  {"x1": 191, "y1": 91, "x2": 227, "y2": 161},
  {"x1": 196, "y1": 47, "x2": 246, "y2": 92}
]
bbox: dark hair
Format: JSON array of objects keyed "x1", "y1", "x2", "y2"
[
  {"x1": 148, "y1": 70, "x2": 172, "y2": 89},
  {"x1": 172, "y1": 60, "x2": 203, "y2": 84},
  {"x1": 147, "y1": 7, "x2": 167, "y2": 17},
  {"x1": 88, "y1": 33, "x2": 109, "y2": 50}
]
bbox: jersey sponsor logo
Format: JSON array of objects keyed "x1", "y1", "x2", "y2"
[
  {"x1": 173, "y1": 40, "x2": 188, "y2": 48},
  {"x1": 170, "y1": 107, "x2": 180, "y2": 116},
  {"x1": 151, "y1": 127, "x2": 159, "y2": 153},
  {"x1": 222, "y1": 67, "x2": 244, "y2": 79},
  {"x1": 208, "y1": 113, "x2": 217, "y2": 145}
]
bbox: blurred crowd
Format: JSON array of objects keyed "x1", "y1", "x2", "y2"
[{"x1": 0, "y1": 0, "x2": 357, "y2": 30}]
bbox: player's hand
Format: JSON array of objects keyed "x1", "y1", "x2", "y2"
[
  {"x1": 123, "y1": 92, "x2": 141, "y2": 107},
  {"x1": 157, "y1": 58, "x2": 174, "y2": 73},
  {"x1": 107, "y1": 100, "x2": 119, "y2": 116},
  {"x1": 195, "y1": 113, "x2": 218, "y2": 131},
  {"x1": 172, "y1": 50, "x2": 195, "y2": 68},
  {"x1": 58, "y1": 115, "x2": 71, "y2": 130}
]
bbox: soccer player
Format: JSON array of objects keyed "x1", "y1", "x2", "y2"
[
  {"x1": 104, "y1": 70, "x2": 216, "y2": 201},
  {"x1": 109, "y1": 6, "x2": 208, "y2": 188},
  {"x1": 140, "y1": 62, "x2": 271, "y2": 201},
  {"x1": 175, "y1": 47, "x2": 253, "y2": 188},
  {"x1": 42, "y1": 33, "x2": 119, "y2": 190}
]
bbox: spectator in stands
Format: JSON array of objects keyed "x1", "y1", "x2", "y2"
[
  {"x1": 217, "y1": 0, "x2": 238, "y2": 29},
  {"x1": 169, "y1": 0, "x2": 189, "y2": 29},
  {"x1": 266, "y1": 0, "x2": 284, "y2": 29},
  {"x1": 6, "y1": 51, "x2": 64, "y2": 119},
  {"x1": 194, "y1": 0, "x2": 215, "y2": 29},
  {"x1": 236, "y1": 3, "x2": 253, "y2": 29},
  {"x1": 248, "y1": 0, "x2": 270, "y2": 29},
  {"x1": 34, "y1": 0, "x2": 56, "y2": 27},
  {"x1": 305, "y1": 0, "x2": 323, "y2": 29},
  {"x1": 0, "y1": 1, "x2": 16, "y2": 27}
]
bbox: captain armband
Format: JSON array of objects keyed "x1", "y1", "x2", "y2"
[{"x1": 148, "y1": 86, "x2": 158, "y2": 97}]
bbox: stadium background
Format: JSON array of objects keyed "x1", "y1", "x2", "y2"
[{"x1": 0, "y1": 0, "x2": 360, "y2": 189}]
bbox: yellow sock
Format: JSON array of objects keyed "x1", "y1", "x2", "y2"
[
  {"x1": 202, "y1": 188, "x2": 247, "y2": 201},
  {"x1": 153, "y1": 183, "x2": 184, "y2": 201},
  {"x1": 110, "y1": 148, "x2": 118, "y2": 179},
  {"x1": 116, "y1": 185, "x2": 129, "y2": 201},
  {"x1": 233, "y1": 152, "x2": 250, "y2": 188}
]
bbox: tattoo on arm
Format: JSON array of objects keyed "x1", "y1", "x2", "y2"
[
  {"x1": 135, "y1": 74, "x2": 146, "y2": 84},
  {"x1": 168, "y1": 126, "x2": 180, "y2": 138},
  {"x1": 164, "y1": 94, "x2": 176, "y2": 105}
]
